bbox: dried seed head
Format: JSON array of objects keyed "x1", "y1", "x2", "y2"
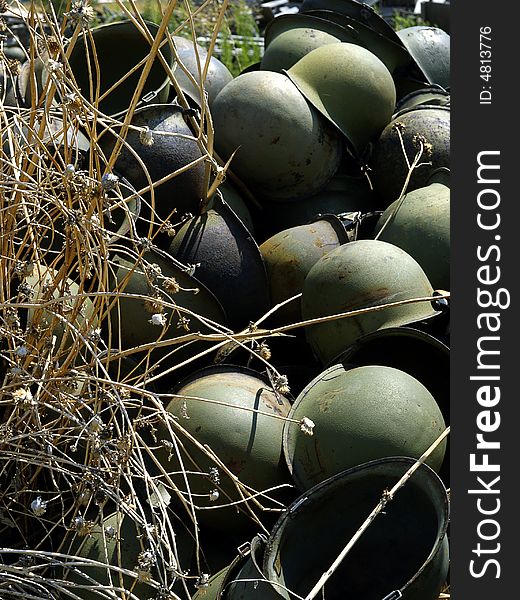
[
  {"x1": 209, "y1": 489, "x2": 219, "y2": 502},
  {"x1": 101, "y1": 173, "x2": 119, "y2": 192},
  {"x1": 163, "y1": 277, "x2": 180, "y2": 293},
  {"x1": 139, "y1": 126, "x2": 155, "y2": 147},
  {"x1": 273, "y1": 374, "x2": 290, "y2": 395},
  {"x1": 150, "y1": 312, "x2": 167, "y2": 327},
  {"x1": 258, "y1": 342, "x2": 271, "y2": 360},
  {"x1": 31, "y1": 497, "x2": 47, "y2": 517},
  {"x1": 299, "y1": 417, "x2": 315, "y2": 437}
]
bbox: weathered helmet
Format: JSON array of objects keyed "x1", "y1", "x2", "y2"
[
  {"x1": 397, "y1": 26, "x2": 450, "y2": 88},
  {"x1": 208, "y1": 181, "x2": 255, "y2": 234},
  {"x1": 110, "y1": 249, "x2": 227, "y2": 370},
  {"x1": 172, "y1": 36, "x2": 233, "y2": 106},
  {"x1": 66, "y1": 510, "x2": 194, "y2": 599},
  {"x1": 98, "y1": 103, "x2": 205, "y2": 223},
  {"x1": 284, "y1": 365, "x2": 446, "y2": 490},
  {"x1": 157, "y1": 365, "x2": 293, "y2": 534},
  {"x1": 305, "y1": 9, "x2": 413, "y2": 75},
  {"x1": 396, "y1": 85, "x2": 450, "y2": 112},
  {"x1": 261, "y1": 14, "x2": 356, "y2": 72},
  {"x1": 370, "y1": 105, "x2": 450, "y2": 206},
  {"x1": 168, "y1": 195, "x2": 270, "y2": 330},
  {"x1": 286, "y1": 43, "x2": 396, "y2": 156},
  {"x1": 301, "y1": 239, "x2": 438, "y2": 364},
  {"x1": 375, "y1": 181, "x2": 450, "y2": 290},
  {"x1": 212, "y1": 70, "x2": 343, "y2": 201},
  {"x1": 68, "y1": 20, "x2": 174, "y2": 116},
  {"x1": 264, "y1": 458, "x2": 449, "y2": 600},
  {"x1": 260, "y1": 215, "x2": 354, "y2": 325},
  {"x1": 301, "y1": 0, "x2": 402, "y2": 45}
]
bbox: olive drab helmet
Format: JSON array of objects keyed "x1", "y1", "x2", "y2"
[
  {"x1": 172, "y1": 35, "x2": 233, "y2": 106},
  {"x1": 286, "y1": 43, "x2": 396, "y2": 157},
  {"x1": 283, "y1": 365, "x2": 446, "y2": 491},
  {"x1": 261, "y1": 14, "x2": 357, "y2": 72},
  {"x1": 301, "y1": 239, "x2": 439, "y2": 365},
  {"x1": 369, "y1": 105, "x2": 450, "y2": 206},
  {"x1": 212, "y1": 70, "x2": 343, "y2": 201},
  {"x1": 375, "y1": 181, "x2": 450, "y2": 290},
  {"x1": 396, "y1": 85, "x2": 450, "y2": 112},
  {"x1": 259, "y1": 214, "x2": 356, "y2": 325},
  {"x1": 397, "y1": 26, "x2": 450, "y2": 89}
]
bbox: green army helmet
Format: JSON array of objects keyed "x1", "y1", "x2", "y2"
[
  {"x1": 157, "y1": 365, "x2": 293, "y2": 535},
  {"x1": 300, "y1": 0, "x2": 402, "y2": 45},
  {"x1": 65, "y1": 510, "x2": 194, "y2": 599},
  {"x1": 397, "y1": 26, "x2": 450, "y2": 89},
  {"x1": 99, "y1": 103, "x2": 205, "y2": 223},
  {"x1": 260, "y1": 214, "x2": 356, "y2": 325},
  {"x1": 68, "y1": 20, "x2": 174, "y2": 116},
  {"x1": 301, "y1": 239, "x2": 438, "y2": 365},
  {"x1": 168, "y1": 194, "x2": 270, "y2": 330},
  {"x1": 172, "y1": 36, "x2": 233, "y2": 106},
  {"x1": 375, "y1": 181, "x2": 450, "y2": 290},
  {"x1": 261, "y1": 13, "x2": 357, "y2": 72},
  {"x1": 286, "y1": 43, "x2": 396, "y2": 157},
  {"x1": 370, "y1": 105, "x2": 450, "y2": 206},
  {"x1": 284, "y1": 364, "x2": 446, "y2": 491},
  {"x1": 212, "y1": 70, "x2": 343, "y2": 201},
  {"x1": 396, "y1": 85, "x2": 450, "y2": 112},
  {"x1": 304, "y1": 9, "x2": 414, "y2": 75},
  {"x1": 264, "y1": 458, "x2": 449, "y2": 600}
]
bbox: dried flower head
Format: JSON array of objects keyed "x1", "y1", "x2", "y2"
[
  {"x1": 273, "y1": 374, "x2": 290, "y2": 396},
  {"x1": 163, "y1": 277, "x2": 180, "y2": 293},
  {"x1": 101, "y1": 173, "x2": 119, "y2": 192},
  {"x1": 209, "y1": 489, "x2": 219, "y2": 502},
  {"x1": 299, "y1": 417, "x2": 315, "y2": 437},
  {"x1": 208, "y1": 467, "x2": 220, "y2": 485},
  {"x1": 31, "y1": 497, "x2": 47, "y2": 517},
  {"x1": 139, "y1": 126, "x2": 155, "y2": 147},
  {"x1": 150, "y1": 312, "x2": 167, "y2": 327},
  {"x1": 65, "y1": 1, "x2": 95, "y2": 27},
  {"x1": 258, "y1": 342, "x2": 271, "y2": 360}
]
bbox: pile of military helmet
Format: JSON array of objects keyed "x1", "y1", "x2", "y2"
[{"x1": 0, "y1": 1, "x2": 450, "y2": 599}]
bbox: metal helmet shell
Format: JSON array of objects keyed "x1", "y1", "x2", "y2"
[
  {"x1": 110, "y1": 250, "x2": 227, "y2": 370},
  {"x1": 260, "y1": 216, "x2": 351, "y2": 325},
  {"x1": 212, "y1": 70, "x2": 343, "y2": 201},
  {"x1": 286, "y1": 43, "x2": 396, "y2": 156},
  {"x1": 301, "y1": 0, "x2": 402, "y2": 45},
  {"x1": 158, "y1": 366, "x2": 292, "y2": 533},
  {"x1": 168, "y1": 195, "x2": 270, "y2": 329},
  {"x1": 261, "y1": 14, "x2": 357, "y2": 72},
  {"x1": 284, "y1": 365, "x2": 446, "y2": 490},
  {"x1": 99, "y1": 103, "x2": 205, "y2": 221},
  {"x1": 208, "y1": 181, "x2": 255, "y2": 234},
  {"x1": 375, "y1": 182, "x2": 450, "y2": 290},
  {"x1": 67, "y1": 511, "x2": 194, "y2": 599},
  {"x1": 397, "y1": 26, "x2": 450, "y2": 88},
  {"x1": 264, "y1": 458, "x2": 449, "y2": 600},
  {"x1": 172, "y1": 36, "x2": 233, "y2": 106},
  {"x1": 68, "y1": 20, "x2": 174, "y2": 116},
  {"x1": 305, "y1": 10, "x2": 414, "y2": 75},
  {"x1": 370, "y1": 106, "x2": 450, "y2": 206},
  {"x1": 396, "y1": 85, "x2": 450, "y2": 112},
  {"x1": 301, "y1": 239, "x2": 438, "y2": 364}
]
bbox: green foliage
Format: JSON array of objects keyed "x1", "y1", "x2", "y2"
[{"x1": 392, "y1": 10, "x2": 431, "y2": 31}]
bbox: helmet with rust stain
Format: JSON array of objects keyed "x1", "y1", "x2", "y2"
[
  {"x1": 375, "y1": 181, "x2": 450, "y2": 290},
  {"x1": 397, "y1": 26, "x2": 450, "y2": 89},
  {"x1": 284, "y1": 365, "x2": 446, "y2": 491},
  {"x1": 260, "y1": 214, "x2": 356, "y2": 325},
  {"x1": 301, "y1": 239, "x2": 438, "y2": 364},
  {"x1": 261, "y1": 13, "x2": 357, "y2": 72},
  {"x1": 369, "y1": 105, "x2": 450, "y2": 206},
  {"x1": 286, "y1": 43, "x2": 396, "y2": 157},
  {"x1": 157, "y1": 365, "x2": 293, "y2": 534},
  {"x1": 212, "y1": 70, "x2": 343, "y2": 202}
]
